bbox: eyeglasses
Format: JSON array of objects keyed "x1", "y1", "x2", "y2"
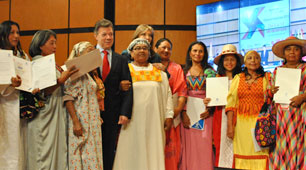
[{"x1": 133, "y1": 46, "x2": 149, "y2": 51}]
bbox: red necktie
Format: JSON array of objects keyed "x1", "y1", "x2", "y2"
[{"x1": 102, "y1": 50, "x2": 110, "y2": 81}]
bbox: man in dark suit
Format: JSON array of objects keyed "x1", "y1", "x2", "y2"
[{"x1": 94, "y1": 18, "x2": 133, "y2": 170}]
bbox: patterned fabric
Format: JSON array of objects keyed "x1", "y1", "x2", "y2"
[
  {"x1": 255, "y1": 102, "x2": 276, "y2": 147},
  {"x1": 270, "y1": 63, "x2": 306, "y2": 170},
  {"x1": 186, "y1": 68, "x2": 215, "y2": 91},
  {"x1": 128, "y1": 63, "x2": 162, "y2": 82},
  {"x1": 64, "y1": 74, "x2": 103, "y2": 170},
  {"x1": 226, "y1": 73, "x2": 270, "y2": 170},
  {"x1": 19, "y1": 91, "x2": 44, "y2": 120},
  {"x1": 237, "y1": 74, "x2": 264, "y2": 117}
]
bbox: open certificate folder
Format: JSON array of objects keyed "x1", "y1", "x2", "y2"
[
  {"x1": 206, "y1": 77, "x2": 228, "y2": 106},
  {"x1": 65, "y1": 49, "x2": 102, "y2": 81},
  {"x1": 186, "y1": 96, "x2": 205, "y2": 130},
  {"x1": 0, "y1": 50, "x2": 16, "y2": 84},
  {"x1": 14, "y1": 54, "x2": 57, "y2": 92},
  {"x1": 274, "y1": 67, "x2": 301, "y2": 104}
]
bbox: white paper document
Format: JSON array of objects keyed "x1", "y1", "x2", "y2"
[
  {"x1": 274, "y1": 68, "x2": 301, "y2": 104},
  {"x1": 14, "y1": 54, "x2": 56, "y2": 92},
  {"x1": 65, "y1": 49, "x2": 102, "y2": 80},
  {"x1": 186, "y1": 96, "x2": 205, "y2": 130},
  {"x1": 206, "y1": 77, "x2": 228, "y2": 106},
  {"x1": 0, "y1": 50, "x2": 16, "y2": 84}
]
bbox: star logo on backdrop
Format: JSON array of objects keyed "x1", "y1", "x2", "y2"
[{"x1": 242, "y1": 7, "x2": 265, "y2": 39}]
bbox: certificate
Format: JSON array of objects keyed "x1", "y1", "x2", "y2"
[
  {"x1": 274, "y1": 67, "x2": 301, "y2": 104},
  {"x1": 31, "y1": 54, "x2": 57, "y2": 90},
  {"x1": 186, "y1": 96, "x2": 205, "y2": 130},
  {"x1": 14, "y1": 54, "x2": 56, "y2": 92},
  {"x1": 206, "y1": 77, "x2": 228, "y2": 106},
  {"x1": 65, "y1": 49, "x2": 102, "y2": 80},
  {"x1": 0, "y1": 50, "x2": 16, "y2": 84}
]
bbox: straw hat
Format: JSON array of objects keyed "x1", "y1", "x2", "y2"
[
  {"x1": 272, "y1": 36, "x2": 306, "y2": 58},
  {"x1": 214, "y1": 44, "x2": 244, "y2": 65}
]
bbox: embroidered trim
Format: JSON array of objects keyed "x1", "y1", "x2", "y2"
[{"x1": 128, "y1": 64, "x2": 162, "y2": 82}]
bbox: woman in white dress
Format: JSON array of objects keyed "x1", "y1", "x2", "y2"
[
  {"x1": 113, "y1": 38, "x2": 174, "y2": 170},
  {"x1": 0, "y1": 20, "x2": 28, "y2": 170}
]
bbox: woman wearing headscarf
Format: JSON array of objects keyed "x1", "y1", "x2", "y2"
[
  {"x1": 226, "y1": 50, "x2": 271, "y2": 170},
  {"x1": 113, "y1": 38, "x2": 173, "y2": 170},
  {"x1": 64, "y1": 41, "x2": 104, "y2": 170},
  {"x1": 27, "y1": 30, "x2": 77, "y2": 170},
  {"x1": 270, "y1": 36, "x2": 306, "y2": 170},
  {"x1": 0, "y1": 20, "x2": 27, "y2": 170},
  {"x1": 205, "y1": 44, "x2": 243, "y2": 168}
]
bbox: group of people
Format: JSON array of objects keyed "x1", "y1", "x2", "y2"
[{"x1": 0, "y1": 17, "x2": 305, "y2": 170}]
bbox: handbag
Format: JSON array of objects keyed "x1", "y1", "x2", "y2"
[
  {"x1": 20, "y1": 91, "x2": 44, "y2": 120},
  {"x1": 255, "y1": 101, "x2": 276, "y2": 147},
  {"x1": 255, "y1": 72, "x2": 276, "y2": 147}
]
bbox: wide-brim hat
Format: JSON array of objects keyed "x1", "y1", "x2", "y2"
[
  {"x1": 272, "y1": 36, "x2": 306, "y2": 58},
  {"x1": 214, "y1": 44, "x2": 244, "y2": 65}
]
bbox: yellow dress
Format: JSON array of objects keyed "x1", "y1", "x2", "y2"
[{"x1": 226, "y1": 73, "x2": 270, "y2": 170}]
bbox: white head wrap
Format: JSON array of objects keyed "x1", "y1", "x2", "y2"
[{"x1": 127, "y1": 38, "x2": 150, "y2": 54}]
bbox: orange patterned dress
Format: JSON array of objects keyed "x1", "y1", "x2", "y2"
[{"x1": 226, "y1": 73, "x2": 270, "y2": 170}]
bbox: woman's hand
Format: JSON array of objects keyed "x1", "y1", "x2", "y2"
[
  {"x1": 11, "y1": 75, "x2": 21, "y2": 87},
  {"x1": 227, "y1": 123, "x2": 234, "y2": 140},
  {"x1": 290, "y1": 94, "x2": 305, "y2": 107},
  {"x1": 32, "y1": 88, "x2": 40, "y2": 95},
  {"x1": 73, "y1": 120, "x2": 83, "y2": 137},
  {"x1": 181, "y1": 111, "x2": 190, "y2": 128},
  {"x1": 58, "y1": 65, "x2": 79, "y2": 84},
  {"x1": 120, "y1": 80, "x2": 131, "y2": 91},
  {"x1": 203, "y1": 98, "x2": 211, "y2": 106},
  {"x1": 164, "y1": 118, "x2": 173, "y2": 131},
  {"x1": 152, "y1": 63, "x2": 166, "y2": 71},
  {"x1": 200, "y1": 109, "x2": 210, "y2": 119},
  {"x1": 226, "y1": 111, "x2": 234, "y2": 140},
  {"x1": 271, "y1": 86, "x2": 279, "y2": 95}
]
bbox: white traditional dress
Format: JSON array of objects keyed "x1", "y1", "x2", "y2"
[
  {"x1": 113, "y1": 63, "x2": 174, "y2": 170},
  {"x1": 0, "y1": 51, "x2": 28, "y2": 170},
  {"x1": 64, "y1": 74, "x2": 103, "y2": 170}
]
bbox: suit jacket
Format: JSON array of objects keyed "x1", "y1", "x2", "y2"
[{"x1": 97, "y1": 51, "x2": 133, "y2": 124}]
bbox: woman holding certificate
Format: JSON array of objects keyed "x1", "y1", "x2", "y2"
[
  {"x1": 0, "y1": 20, "x2": 28, "y2": 170},
  {"x1": 180, "y1": 41, "x2": 215, "y2": 170},
  {"x1": 269, "y1": 36, "x2": 306, "y2": 169},
  {"x1": 113, "y1": 38, "x2": 174, "y2": 170},
  {"x1": 155, "y1": 38, "x2": 187, "y2": 170},
  {"x1": 205, "y1": 44, "x2": 243, "y2": 168},
  {"x1": 226, "y1": 50, "x2": 270, "y2": 170},
  {"x1": 27, "y1": 30, "x2": 78, "y2": 170},
  {"x1": 64, "y1": 41, "x2": 103, "y2": 170}
]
